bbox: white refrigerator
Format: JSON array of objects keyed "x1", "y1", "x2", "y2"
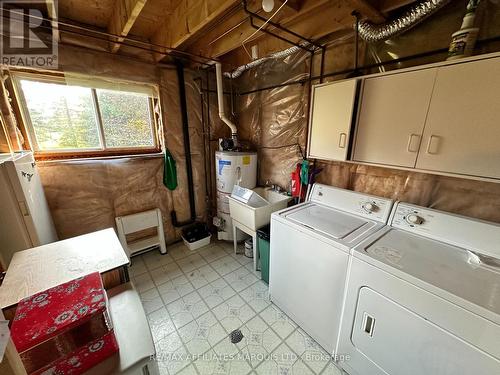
[{"x1": 0, "y1": 152, "x2": 58, "y2": 268}]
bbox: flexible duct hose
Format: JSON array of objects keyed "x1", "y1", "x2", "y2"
[
  {"x1": 224, "y1": 43, "x2": 309, "y2": 79},
  {"x1": 357, "y1": 0, "x2": 452, "y2": 43},
  {"x1": 224, "y1": 1, "x2": 452, "y2": 77}
]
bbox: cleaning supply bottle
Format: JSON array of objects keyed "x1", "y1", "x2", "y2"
[{"x1": 447, "y1": 0, "x2": 481, "y2": 60}]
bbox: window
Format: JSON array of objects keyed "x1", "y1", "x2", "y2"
[{"x1": 14, "y1": 74, "x2": 158, "y2": 157}]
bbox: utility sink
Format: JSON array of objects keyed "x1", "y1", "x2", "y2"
[{"x1": 228, "y1": 187, "x2": 292, "y2": 231}]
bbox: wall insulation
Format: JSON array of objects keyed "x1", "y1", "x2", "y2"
[
  {"x1": 0, "y1": 74, "x2": 23, "y2": 152},
  {"x1": 16, "y1": 44, "x2": 207, "y2": 241},
  {"x1": 3, "y1": 0, "x2": 499, "y2": 243},
  {"x1": 230, "y1": 0, "x2": 500, "y2": 223},
  {"x1": 0, "y1": 117, "x2": 11, "y2": 152}
]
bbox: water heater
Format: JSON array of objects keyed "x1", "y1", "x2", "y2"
[{"x1": 215, "y1": 151, "x2": 257, "y2": 241}]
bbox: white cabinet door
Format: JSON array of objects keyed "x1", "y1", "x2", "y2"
[
  {"x1": 353, "y1": 69, "x2": 437, "y2": 168},
  {"x1": 416, "y1": 57, "x2": 500, "y2": 179},
  {"x1": 308, "y1": 79, "x2": 358, "y2": 161}
]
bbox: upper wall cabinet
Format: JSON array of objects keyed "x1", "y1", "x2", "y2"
[
  {"x1": 308, "y1": 79, "x2": 358, "y2": 161},
  {"x1": 352, "y1": 69, "x2": 437, "y2": 168},
  {"x1": 415, "y1": 57, "x2": 500, "y2": 179}
]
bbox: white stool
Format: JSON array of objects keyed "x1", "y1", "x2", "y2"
[
  {"x1": 115, "y1": 208, "x2": 167, "y2": 258},
  {"x1": 84, "y1": 283, "x2": 159, "y2": 375}
]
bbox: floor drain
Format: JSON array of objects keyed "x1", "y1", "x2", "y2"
[{"x1": 230, "y1": 329, "x2": 244, "y2": 344}]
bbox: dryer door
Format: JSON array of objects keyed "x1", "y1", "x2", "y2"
[{"x1": 350, "y1": 287, "x2": 500, "y2": 375}]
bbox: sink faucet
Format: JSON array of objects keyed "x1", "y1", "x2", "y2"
[{"x1": 265, "y1": 180, "x2": 282, "y2": 193}]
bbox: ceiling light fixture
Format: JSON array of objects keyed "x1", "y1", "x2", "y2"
[{"x1": 262, "y1": 0, "x2": 275, "y2": 12}]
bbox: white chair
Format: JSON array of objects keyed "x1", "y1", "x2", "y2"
[{"x1": 115, "y1": 208, "x2": 167, "y2": 258}]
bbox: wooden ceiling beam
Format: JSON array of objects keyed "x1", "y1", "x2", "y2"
[
  {"x1": 150, "y1": 0, "x2": 240, "y2": 62},
  {"x1": 347, "y1": 0, "x2": 386, "y2": 23},
  {"x1": 375, "y1": 0, "x2": 416, "y2": 13},
  {"x1": 186, "y1": 0, "x2": 334, "y2": 59},
  {"x1": 281, "y1": 0, "x2": 303, "y2": 12},
  {"x1": 108, "y1": 0, "x2": 148, "y2": 53},
  {"x1": 186, "y1": 0, "x2": 417, "y2": 60}
]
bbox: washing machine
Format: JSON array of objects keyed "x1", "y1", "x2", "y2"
[
  {"x1": 337, "y1": 202, "x2": 500, "y2": 375},
  {"x1": 270, "y1": 184, "x2": 394, "y2": 354}
]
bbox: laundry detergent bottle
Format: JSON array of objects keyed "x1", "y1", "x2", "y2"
[{"x1": 447, "y1": 0, "x2": 481, "y2": 60}]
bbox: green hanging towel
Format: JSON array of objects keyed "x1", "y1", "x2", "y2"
[
  {"x1": 163, "y1": 149, "x2": 178, "y2": 190},
  {"x1": 300, "y1": 160, "x2": 310, "y2": 185}
]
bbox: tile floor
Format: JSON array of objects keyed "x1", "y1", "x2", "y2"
[{"x1": 130, "y1": 240, "x2": 345, "y2": 375}]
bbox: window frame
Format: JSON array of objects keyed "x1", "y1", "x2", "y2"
[{"x1": 12, "y1": 72, "x2": 160, "y2": 160}]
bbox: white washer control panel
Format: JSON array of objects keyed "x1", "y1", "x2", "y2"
[
  {"x1": 406, "y1": 213, "x2": 424, "y2": 225},
  {"x1": 390, "y1": 202, "x2": 500, "y2": 259},
  {"x1": 362, "y1": 202, "x2": 376, "y2": 213},
  {"x1": 354, "y1": 199, "x2": 391, "y2": 220},
  {"x1": 392, "y1": 205, "x2": 430, "y2": 230},
  {"x1": 309, "y1": 184, "x2": 394, "y2": 223}
]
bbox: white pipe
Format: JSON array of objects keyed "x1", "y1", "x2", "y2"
[{"x1": 215, "y1": 62, "x2": 238, "y2": 140}]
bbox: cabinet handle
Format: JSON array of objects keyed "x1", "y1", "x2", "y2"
[
  {"x1": 407, "y1": 133, "x2": 421, "y2": 153},
  {"x1": 338, "y1": 133, "x2": 347, "y2": 149},
  {"x1": 426, "y1": 135, "x2": 440, "y2": 155}
]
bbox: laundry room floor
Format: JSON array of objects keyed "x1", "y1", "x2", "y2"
[{"x1": 130, "y1": 240, "x2": 345, "y2": 375}]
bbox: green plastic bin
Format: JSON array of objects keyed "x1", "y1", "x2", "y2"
[{"x1": 257, "y1": 224, "x2": 271, "y2": 284}]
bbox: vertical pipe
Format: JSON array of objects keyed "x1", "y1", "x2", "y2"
[
  {"x1": 196, "y1": 77, "x2": 209, "y2": 200},
  {"x1": 354, "y1": 11, "x2": 360, "y2": 72},
  {"x1": 206, "y1": 69, "x2": 214, "y2": 218},
  {"x1": 171, "y1": 60, "x2": 196, "y2": 227},
  {"x1": 304, "y1": 51, "x2": 315, "y2": 158},
  {"x1": 230, "y1": 75, "x2": 236, "y2": 118},
  {"x1": 320, "y1": 47, "x2": 326, "y2": 83},
  {"x1": 215, "y1": 62, "x2": 238, "y2": 142}
]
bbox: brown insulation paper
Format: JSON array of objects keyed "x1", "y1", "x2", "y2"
[
  {"x1": 29, "y1": 45, "x2": 207, "y2": 241},
  {"x1": 0, "y1": 73, "x2": 23, "y2": 151},
  {"x1": 231, "y1": 1, "x2": 500, "y2": 224},
  {"x1": 38, "y1": 156, "x2": 178, "y2": 242},
  {"x1": 0, "y1": 117, "x2": 11, "y2": 153},
  {"x1": 159, "y1": 68, "x2": 207, "y2": 239},
  {"x1": 235, "y1": 51, "x2": 310, "y2": 190}
]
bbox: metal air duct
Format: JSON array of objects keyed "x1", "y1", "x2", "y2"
[{"x1": 357, "y1": 0, "x2": 452, "y2": 43}]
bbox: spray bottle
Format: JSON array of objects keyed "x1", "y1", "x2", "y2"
[{"x1": 447, "y1": 0, "x2": 481, "y2": 60}]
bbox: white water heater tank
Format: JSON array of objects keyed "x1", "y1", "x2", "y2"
[{"x1": 215, "y1": 151, "x2": 257, "y2": 241}]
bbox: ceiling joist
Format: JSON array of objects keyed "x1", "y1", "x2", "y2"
[
  {"x1": 347, "y1": 0, "x2": 386, "y2": 23},
  {"x1": 108, "y1": 0, "x2": 148, "y2": 53},
  {"x1": 282, "y1": 0, "x2": 304, "y2": 12},
  {"x1": 186, "y1": 0, "x2": 335, "y2": 58},
  {"x1": 43, "y1": 0, "x2": 419, "y2": 63},
  {"x1": 375, "y1": 0, "x2": 417, "y2": 13},
  {"x1": 186, "y1": 0, "x2": 417, "y2": 61},
  {"x1": 151, "y1": 0, "x2": 240, "y2": 62}
]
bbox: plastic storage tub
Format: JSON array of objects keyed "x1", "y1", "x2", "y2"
[{"x1": 181, "y1": 223, "x2": 211, "y2": 251}]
